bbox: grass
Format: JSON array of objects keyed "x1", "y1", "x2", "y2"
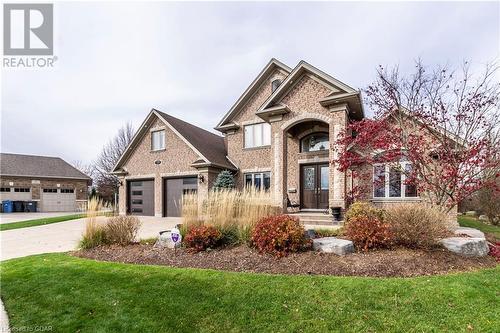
[
  {"x1": 0, "y1": 214, "x2": 85, "y2": 231},
  {"x1": 1, "y1": 253, "x2": 499, "y2": 332},
  {"x1": 458, "y1": 215, "x2": 500, "y2": 241}
]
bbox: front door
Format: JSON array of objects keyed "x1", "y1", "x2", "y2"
[{"x1": 300, "y1": 164, "x2": 329, "y2": 209}]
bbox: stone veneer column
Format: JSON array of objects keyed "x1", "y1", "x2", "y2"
[
  {"x1": 118, "y1": 177, "x2": 127, "y2": 215},
  {"x1": 154, "y1": 175, "x2": 163, "y2": 217},
  {"x1": 329, "y1": 104, "x2": 348, "y2": 209},
  {"x1": 273, "y1": 132, "x2": 283, "y2": 207}
]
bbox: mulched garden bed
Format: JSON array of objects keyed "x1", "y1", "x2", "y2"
[{"x1": 72, "y1": 244, "x2": 497, "y2": 278}]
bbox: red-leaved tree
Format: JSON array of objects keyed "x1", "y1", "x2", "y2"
[{"x1": 335, "y1": 61, "x2": 500, "y2": 213}]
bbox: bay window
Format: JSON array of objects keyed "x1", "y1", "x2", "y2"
[
  {"x1": 244, "y1": 123, "x2": 271, "y2": 148},
  {"x1": 373, "y1": 162, "x2": 417, "y2": 199}
]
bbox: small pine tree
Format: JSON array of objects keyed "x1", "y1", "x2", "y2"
[{"x1": 213, "y1": 170, "x2": 235, "y2": 190}]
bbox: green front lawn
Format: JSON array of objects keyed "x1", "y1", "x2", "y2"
[
  {"x1": 0, "y1": 214, "x2": 85, "y2": 231},
  {"x1": 458, "y1": 215, "x2": 500, "y2": 241},
  {"x1": 1, "y1": 254, "x2": 499, "y2": 332}
]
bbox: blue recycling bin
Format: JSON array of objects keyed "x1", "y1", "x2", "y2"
[{"x1": 2, "y1": 200, "x2": 13, "y2": 213}]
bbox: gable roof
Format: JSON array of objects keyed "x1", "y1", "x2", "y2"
[
  {"x1": 215, "y1": 58, "x2": 292, "y2": 130},
  {"x1": 0, "y1": 153, "x2": 91, "y2": 182},
  {"x1": 155, "y1": 110, "x2": 236, "y2": 169},
  {"x1": 112, "y1": 109, "x2": 236, "y2": 173},
  {"x1": 257, "y1": 60, "x2": 364, "y2": 120}
]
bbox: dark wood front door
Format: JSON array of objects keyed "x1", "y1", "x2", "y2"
[{"x1": 300, "y1": 164, "x2": 329, "y2": 209}]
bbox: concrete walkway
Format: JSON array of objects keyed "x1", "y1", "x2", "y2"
[{"x1": 0, "y1": 216, "x2": 181, "y2": 261}]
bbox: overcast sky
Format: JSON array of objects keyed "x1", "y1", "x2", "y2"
[{"x1": 2, "y1": 1, "x2": 499, "y2": 165}]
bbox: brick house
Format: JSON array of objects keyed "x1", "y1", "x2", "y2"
[
  {"x1": 0, "y1": 153, "x2": 91, "y2": 212},
  {"x1": 113, "y1": 59, "x2": 419, "y2": 218}
]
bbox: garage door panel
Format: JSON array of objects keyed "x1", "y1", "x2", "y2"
[
  {"x1": 164, "y1": 177, "x2": 197, "y2": 217},
  {"x1": 128, "y1": 180, "x2": 154, "y2": 216},
  {"x1": 41, "y1": 191, "x2": 76, "y2": 212}
]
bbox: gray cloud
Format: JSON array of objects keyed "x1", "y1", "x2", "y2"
[{"x1": 2, "y1": 1, "x2": 498, "y2": 164}]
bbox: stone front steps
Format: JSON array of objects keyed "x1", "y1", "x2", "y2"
[{"x1": 289, "y1": 212, "x2": 343, "y2": 227}]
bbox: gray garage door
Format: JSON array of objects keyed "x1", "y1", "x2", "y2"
[
  {"x1": 41, "y1": 188, "x2": 76, "y2": 212},
  {"x1": 128, "y1": 180, "x2": 154, "y2": 216},
  {"x1": 164, "y1": 177, "x2": 197, "y2": 217}
]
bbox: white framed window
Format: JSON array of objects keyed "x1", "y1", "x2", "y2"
[
  {"x1": 244, "y1": 172, "x2": 271, "y2": 190},
  {"x1": 373, "y1": 162, "x2": 417, "y2": 199},
  {"x1": 244, "y1": 123, "x2": 271, "y2": 148},
  {"x1": 151, "y1": 130, "x2": 165, "y2": 151}
]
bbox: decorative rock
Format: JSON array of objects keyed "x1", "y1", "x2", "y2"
[
  {"x1": 465, "y1": 211, "x2": 477, "y2": 216},
  {"x1": 440, "y1": 237, "x2": 489, "y2": 257},
  {"x1": 312, "y1": 237, "x2": 354, "y2": 255},
  {"x1": 155, "y1": 230, "x2": 180, "y2": 249},
  {"x1": 305, "y1": 229, "x2": 316, "y2": 239},
  {"x1": 479, "y1": 215, "x2": 488, "y2": 221},
  {"x1": 454, "y1": 227, "x2": 485, "y2": 239}
]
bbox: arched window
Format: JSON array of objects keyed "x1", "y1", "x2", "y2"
[{"x1": 300, "y1": 133, "x2": 329, "y2": 153}]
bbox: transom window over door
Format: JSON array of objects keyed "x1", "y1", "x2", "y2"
[
  {"x1": 300, "y1": 133, "x2": 329, "y2": 152},
  {"x1": 373, "y1": 162, "x2": 417, "y2": 199},
  {"x1": 244, "y1": 123, "x2": 271, "y2": 148},
  {"x1": 151, "y1": 130, "x2": 165, "y2": 151}
]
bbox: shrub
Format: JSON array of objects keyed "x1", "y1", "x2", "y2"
[
  {"x1": 489, "y1": 242, "x2": 500, "y2": 262},
  {"x1": 345, "y1": 202, "x2": 384, "y2": 223},
  {"x1": 184, "y1": 225, "x2": 222, "y2": 252},
  {"x1": 79, "y1": 225, "x2": 107, "y2": 250},
  {"x1": 104, "y1": 215, "x2": 141, "y2": 246},
  {"x1": 251, "y1": 215, "x2": 311, "y2": 257},
  {"x1": 218, "y1": 225, "x2": 241, "y2": 247},
  {"x1": 80, "y1": 197, "x2": 107, "y2": 249},
  {"x1": 344, "y1": 215, "x2": 392, "y2": 251},
  {"x1": 385, "y1": 204, "x2": 450, "y2": 249},
  {"x1": 213, "y1": 170, "x2": 235, "y2": 190}
]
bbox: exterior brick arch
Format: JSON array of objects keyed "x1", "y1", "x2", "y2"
[{"x1": 280, "y1": 113, "x2": 331, "y2": 132}]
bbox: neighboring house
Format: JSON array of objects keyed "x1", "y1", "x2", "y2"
[
  {"x1": 0, "y1": 153, "x2": 91, "y2": 212},
  {"x1": 113, "y1": 59, "x2": 417, "y2": 218}
]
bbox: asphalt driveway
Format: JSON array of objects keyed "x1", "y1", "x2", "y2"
[{"x1": 0, "y1": 216, "x2": 181, "y2": 261}]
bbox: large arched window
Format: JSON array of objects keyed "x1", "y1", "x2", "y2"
[{"x1": 300, "y1": 133, "x2": 329, "y2": 153}]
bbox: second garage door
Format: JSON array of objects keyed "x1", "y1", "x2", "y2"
[
  {"x1": 164, "y1": 177, "x2": 197, "y2": 217},
  {"x1": 41, "y1": 188, "x2": 76, "y2": 212}
]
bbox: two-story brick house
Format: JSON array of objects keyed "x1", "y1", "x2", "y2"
[{"x1": 113, "y1": 59, "x2": 386, "y2": 218}]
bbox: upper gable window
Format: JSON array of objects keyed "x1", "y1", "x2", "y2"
[
  {"x1": 244, "y1": 123, "x2": 271, "y2": 148},
  {"x1": 151, "y1": 130, "x2": 165, "y2": 151},
  {"x1": 271, "y1": 79, "x2": 281, "y2": 92}
]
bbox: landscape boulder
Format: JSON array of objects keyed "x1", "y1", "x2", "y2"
[
  {"x1": 453, "y1": 227, "x2": 485, "y2": 239},
  {"x1": 478, "y1": 215, "x2": 488, "y2": 221},
  {"x1": 440, "y1": 237, "x2": 489, "y2": 257},
  {"x1": 312, "y1": 237, "x2": 354, "y2": 255},
  {"x1": 155, "y1": 230, "x2": 180, "y2": 249}
]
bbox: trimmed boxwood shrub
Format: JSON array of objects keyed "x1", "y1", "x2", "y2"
[{"x1": 251, "y1": 214, "x2": 311, "y2": 257}]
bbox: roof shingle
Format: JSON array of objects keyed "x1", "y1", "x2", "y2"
[
  {"x1": 155, "y1": 110, "x2": 235, "y2": 170},
  {"x1": 0, "y1": 153, "x2": 91, "y2": 180}
]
